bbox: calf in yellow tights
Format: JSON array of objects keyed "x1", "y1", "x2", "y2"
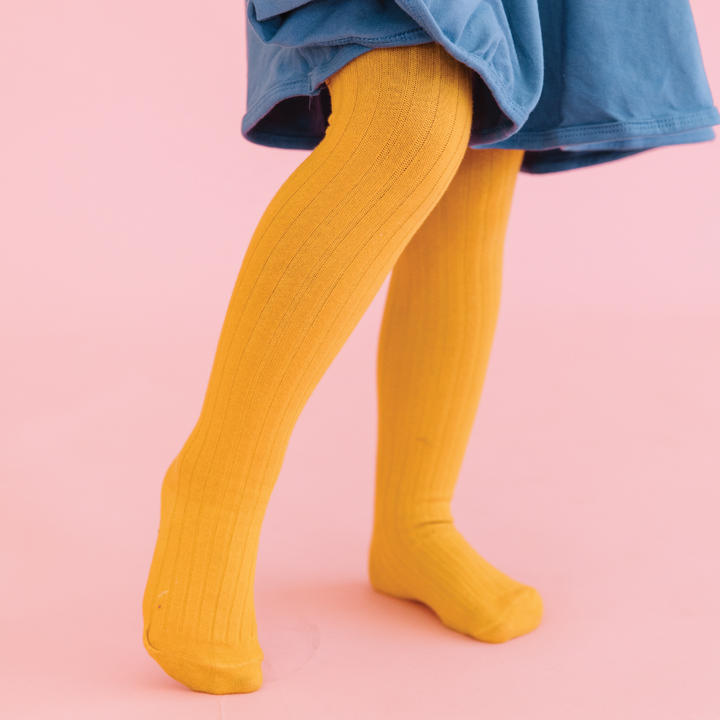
[{"x1": 143, "y1": 42, "x2": 542, "y2": 695}]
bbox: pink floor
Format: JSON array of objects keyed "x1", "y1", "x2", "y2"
[{"x1": 1, "y1": 2, "x2": 719, "y2": 718}]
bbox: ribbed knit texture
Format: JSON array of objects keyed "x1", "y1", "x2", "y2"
[
  {"x1": 370, "y1": 147, "x2": 543, "y2": 642},
  {"x1": 142, "y1": 43, "x2": 475, "y2": 694}
]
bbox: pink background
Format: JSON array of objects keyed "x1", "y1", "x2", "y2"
[{"x1": 1, "y1": 2, "x2": 719, "y2": 718}]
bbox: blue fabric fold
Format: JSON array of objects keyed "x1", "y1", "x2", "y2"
[{"x1": 242, "y1": 0, "x2": 718, "y2": 173}]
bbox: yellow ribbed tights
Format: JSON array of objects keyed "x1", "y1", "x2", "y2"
[{"x1": 143, "y1": 42, "x2": 542, "y2": 694}]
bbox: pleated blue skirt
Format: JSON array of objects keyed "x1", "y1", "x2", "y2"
[{"x1": 242, "y1": 0, "x2": 719, "y2": 173}]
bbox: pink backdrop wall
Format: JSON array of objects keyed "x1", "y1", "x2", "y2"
[{"x1": 1, "y1": 2, "x2": 718, "y2": 718}]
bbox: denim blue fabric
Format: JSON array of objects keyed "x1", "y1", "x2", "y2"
[{"x1": 242, "y1": 0, "x2": 719, "y2": 173}]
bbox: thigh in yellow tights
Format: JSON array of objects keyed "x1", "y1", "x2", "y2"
[{"x1": 143, "y1": 42, "x2": 541, "y2": 695}]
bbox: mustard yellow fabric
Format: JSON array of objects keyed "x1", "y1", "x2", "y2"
[
  {"x1": 370, "y1": 146, "x2": 542, "y2": 642},
  {"x1": 143, "y1": 42, "x2": 540, "y2": 695}
]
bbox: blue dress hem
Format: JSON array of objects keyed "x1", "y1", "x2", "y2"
[{"x1": 242, "y1": 1, "x2": 718, "y2": 173}]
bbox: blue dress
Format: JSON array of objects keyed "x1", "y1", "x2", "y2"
[{"x1": 242, "y1": 0, "x2": 719, "y2": 173}]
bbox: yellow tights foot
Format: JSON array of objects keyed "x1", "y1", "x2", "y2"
[
  {"x1": 142, "y1": 637, "x2": 263, "y2": 695},
  {"x1": 370, "y1": 524, "x2": 542, "y2": 643},
  {"x1": 143, "y1": 461, "x2": 265, "y2": 694}
]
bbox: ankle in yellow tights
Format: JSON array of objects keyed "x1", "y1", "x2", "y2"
[{"x1": 143, "y1": 43, "x2": 541, "y2": 695}]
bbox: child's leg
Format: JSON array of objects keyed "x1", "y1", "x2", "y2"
[
  {"x1": 142, "y1": 43, "x2": 473, "y2": 694},
  {"x1": 370, "y1": 148, "x2": 543, "y2": 642}
]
